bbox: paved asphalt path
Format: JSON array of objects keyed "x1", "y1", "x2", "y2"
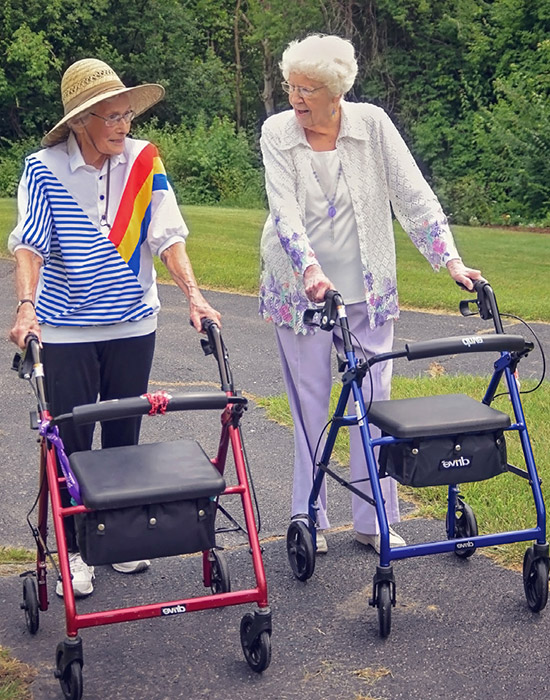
[{"x1": 0, "y1": 257, "x2": 549, "y2": 699}]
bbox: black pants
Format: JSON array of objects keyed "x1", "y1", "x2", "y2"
[{"x1": 42, "y1": 332, "x2": 156, "y2": 551}]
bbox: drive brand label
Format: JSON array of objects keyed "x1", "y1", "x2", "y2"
[
  {"x1": 161, "y1": 604, "x2": 187, "y2": 616},
  {"x1": 462, "y1": 336, "x2": 483, "y2": 347},
  {"x1": 439, "y1": 456, "x2": 471, "y2": 470}
]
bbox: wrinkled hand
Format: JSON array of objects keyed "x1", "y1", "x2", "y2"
[
  {"x1": 303, "y1": 265, "x2": 334, "y2": 303},
  {"x1": 446, "y1": 258, "x2": 483, "y2": 291},
  {"x1": 188, "y1": 292, "x2": 222, "y2": 332},
  {"x1": 9, "y1": 305, "x2": 41, "y2": 349}
]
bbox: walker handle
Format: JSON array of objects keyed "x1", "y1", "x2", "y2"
[
  {"x1": 303, "y1": 290, "x2": 343, "y2": 330},
  {"x1": 199, "y1": 318, "x2": 233, "y2": 392},
  {"x1": 66, "y1": 391, "x2": 233, "y2": 425},
  {"x1": 405, "y1": 334, "x2": 532, "y2": 361}
]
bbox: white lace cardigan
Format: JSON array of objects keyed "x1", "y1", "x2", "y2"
[{"x1": 259, "y1": 100, "x2": 460, "y2": 334}]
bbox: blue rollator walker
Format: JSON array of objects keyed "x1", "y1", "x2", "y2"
[{"x1": 286, "y1": 279, "x2": 548, "y2": 638}]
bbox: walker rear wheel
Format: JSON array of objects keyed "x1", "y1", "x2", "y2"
[
  {"x1": 286, "y1": 521, "x2": 315, "y2": 581},
  {"x1": 448, "y1": 500, "x2": 478, "y2": 558},
  {"x1": 209, "y1": 550, "x2": 231, "y2": 594},
  {"x1": 523, "y1": 547, "x2": 549, "y2": 612},
  {"x1": 21, "y1": 577, "x2": 39, "y2": 635}
]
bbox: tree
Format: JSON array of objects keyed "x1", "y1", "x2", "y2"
[{"x1": 237, "y1": 0, "x2": 324, "y2": 118}]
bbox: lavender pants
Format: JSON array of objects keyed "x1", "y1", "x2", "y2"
[{"x1": 275, "y1": 302, "x2": 400, "y2": 533}]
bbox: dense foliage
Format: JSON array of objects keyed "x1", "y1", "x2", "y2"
[{"x1": 1, "y1": 0, "x2": 549, "y2": 222}]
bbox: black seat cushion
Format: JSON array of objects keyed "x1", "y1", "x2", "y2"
[
  {"x1": 70, "y1": 439, "x2": 226, "y2": 510},
  {"x1": 367, "y1": 393, "x2": 511, "y2": 439}
]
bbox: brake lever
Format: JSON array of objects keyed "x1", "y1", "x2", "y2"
[
  {"x1": 303, "y1": 308, "x2": 320, "y2": 326},
  {"x1": 459, "y1": 299, "x2": 479, "y2": 317}
]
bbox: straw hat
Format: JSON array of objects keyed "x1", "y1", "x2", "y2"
[{"x1": 41, "y1": 58, "x2": 165, "y2": 147}]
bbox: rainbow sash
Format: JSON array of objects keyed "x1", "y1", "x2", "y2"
[{"x1": 108, "y1": 143, "x2": 168, "y2": 275}]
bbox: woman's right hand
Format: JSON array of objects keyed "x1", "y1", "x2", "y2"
[
  {"x1": 9, "y1": 304, "x2": 41, "y2": 349},
  {"x1": 303, "y1": 264, "x2": 334, "y2": 303}
]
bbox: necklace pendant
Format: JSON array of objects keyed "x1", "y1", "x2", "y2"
[{"x1": 328, "y1": 205, "x2": 337, "y2": 218}]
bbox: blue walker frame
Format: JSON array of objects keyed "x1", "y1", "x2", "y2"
[{"x1": 286, "y1": 280, "x2": 548, "y2": 637}]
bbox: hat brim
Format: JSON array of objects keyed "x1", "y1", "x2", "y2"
[{"x1": 41, "y1": 83, "x2": 165, "y2": 147}]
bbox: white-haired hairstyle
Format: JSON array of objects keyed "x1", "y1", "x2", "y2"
[{"x1": 280, "y1": 35, "x2": 358, "y2": 96}]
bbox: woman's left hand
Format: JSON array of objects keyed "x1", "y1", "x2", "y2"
[
  {"x1": 446, "y1": 258, "x2": 483, "y2": 291},
  {"x1": 303, "y1": 264, "x2": 334, "y2": 303}
]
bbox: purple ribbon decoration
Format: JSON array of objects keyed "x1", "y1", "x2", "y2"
[{"x1": 39, "y1": 421, "x2": 82, "y2": 505}]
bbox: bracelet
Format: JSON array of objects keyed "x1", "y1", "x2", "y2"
[{"x1": 16, "y1": 299, "x2": 35, "y2": 313}]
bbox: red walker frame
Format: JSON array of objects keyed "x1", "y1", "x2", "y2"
[{"x1": 18, "y1": 320, "x2": 271, "y2": 698}]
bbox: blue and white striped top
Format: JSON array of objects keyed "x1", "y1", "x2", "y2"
[{"x1": 9, "y1": 136, "x2": 188, "y2": 341}]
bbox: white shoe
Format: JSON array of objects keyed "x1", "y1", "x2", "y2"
[
  {"x1": 355, "y1": 526, "x2": 406, "y2": 554},
  {"x1": 111, "y1": 560, "x2": 150, "y2": 574},
  {"x1": 56, "y1": 552, "x2": 95, "y2": 598},
  {"x1": 316, "y1": 531, "x2": 328, "y2": 554}
]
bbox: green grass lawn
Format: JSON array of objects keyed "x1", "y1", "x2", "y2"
[
  {"x1": 0, "y1": 647, "x2": 35, "y2": 700},
  {"x1": 180, "y1": 205, "x2": 265, "y2": 294},
  {"x1": 1, "y1": 198, "x2": 549, "y2": 318}
]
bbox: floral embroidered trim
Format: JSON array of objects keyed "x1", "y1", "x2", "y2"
[
  {"x1": 259, "y1": 273, "x2": 400, "y2": 333},
  {"x1": 408, "y1": 218, "x2": 451, "y2": 268},
  {"x1": 276, "y1": 227, "x2": 317, "y2": 275}
]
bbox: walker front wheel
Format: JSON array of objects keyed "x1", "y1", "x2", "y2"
[
  {"x1": 58, "y1": 661, "x2": 83, "y2": 700},
  {"x1": 377, "y1": 582, "x2": 392, "y2": 638},
  {"x1": 523, "y1": 547, "x2": 549, "y2": 612},
  {"x1": 21, "y1": 577, "x2": 39, "y2": 635},
  {"x1": 240, "y1": 613, "x2": 272, "y2": 673},
  {"x1": 286, "y1": 521, "x2": 315, "y2": 581}
]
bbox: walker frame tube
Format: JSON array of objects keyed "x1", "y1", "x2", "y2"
[
  {"x1": 306, "y1": 283, "x2": 546, "y2": 570},
  {"x1": 20, "y1": 322, "x2": 271, "y2": 685}
]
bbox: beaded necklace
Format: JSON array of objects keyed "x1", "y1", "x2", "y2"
[{"x1": 311, "y1": 160, "x2": 343, "y2": 241}]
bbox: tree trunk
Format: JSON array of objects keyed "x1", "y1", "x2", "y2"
[
  {"x1": 261, "y1": 39, "x2": 275, "y2": 117},
  {"x1": 234, "y1": 0, "x2": 243, "y2": 130}
]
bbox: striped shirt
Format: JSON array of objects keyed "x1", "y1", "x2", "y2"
[{"x1": 9, "y1": 134, "x2": 188, "y2": 342}]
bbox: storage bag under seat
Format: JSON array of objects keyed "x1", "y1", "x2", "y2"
[
  {"x1": 70, "y1": 439, "x2": 226, "y2": 565},
  {"x1": 367, "y1": 394, "x2": 510, "y2": 487}
]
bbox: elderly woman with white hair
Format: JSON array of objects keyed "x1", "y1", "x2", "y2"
[
  {"x1": 259, "y1": 34, "x2": 482, "y2": 553},
  {"x1": 9, "y1": 58, "x2": 220, "y2": 597}
]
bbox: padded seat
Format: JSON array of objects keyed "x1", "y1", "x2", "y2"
[
  {"x1": 69, "y1": 439, "x2": 226, "y2": 510},
  {"x1": 367, "y1": 393, "x2": 511, "y2": 439}
]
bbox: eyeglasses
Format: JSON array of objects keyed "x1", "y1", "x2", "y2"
[
  {"x1": 89, "y1": 109, "x2": 136, "y2": 127},
  {"x1": 281, "y1": 81, "x2": 324, "y2": 98}
]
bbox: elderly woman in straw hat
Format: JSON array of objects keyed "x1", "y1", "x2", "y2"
[
  {"x1": 9, "y1": 58, "x2": 220, "y2": 597},
  {"x1": 259, "y1": 35, "x2": 482, "y2": 554}
]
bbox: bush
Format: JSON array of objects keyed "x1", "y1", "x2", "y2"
[
  {"x1": 0, "y1": 137, "x2": 40, "y2": 197},
  {"x1": 435, "y1": 173, "x2": 494, "y2": 226},
  {"x1": 0, "y1": 118, "x2": 265, "y2": 209},
  {"x1": 133, "y1": 116, "x2": 265, "y2": 209}
]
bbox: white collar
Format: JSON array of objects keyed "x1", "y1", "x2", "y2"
[
  {"x1": 277, "y1": 100, "x2": 366, "y2": 151},
  {"x1": 67, "y1": 132, "x2": 127, "y2": 173}
]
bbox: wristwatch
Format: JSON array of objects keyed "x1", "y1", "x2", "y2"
[{"x1": 16, "y1": 299, "x2": 35, "y2": 313}]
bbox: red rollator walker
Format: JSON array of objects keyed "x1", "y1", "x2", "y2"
[{"x1": 15, "y1": 320, "x2": 272, "y2": 699}]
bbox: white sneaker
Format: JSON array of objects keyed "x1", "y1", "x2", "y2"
[
  {"x1": 56, "y1": 552, "x2": 95, "y2": 598},
  {"x1": 316, "y1": 531, "x2": 328, "y2": 554},
  {"x1": 355, "y1": 526, "x2": 406, "y2": 554},
  {"x1": 111, "y1": 560, "x2": 150, "y2": 574}
]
